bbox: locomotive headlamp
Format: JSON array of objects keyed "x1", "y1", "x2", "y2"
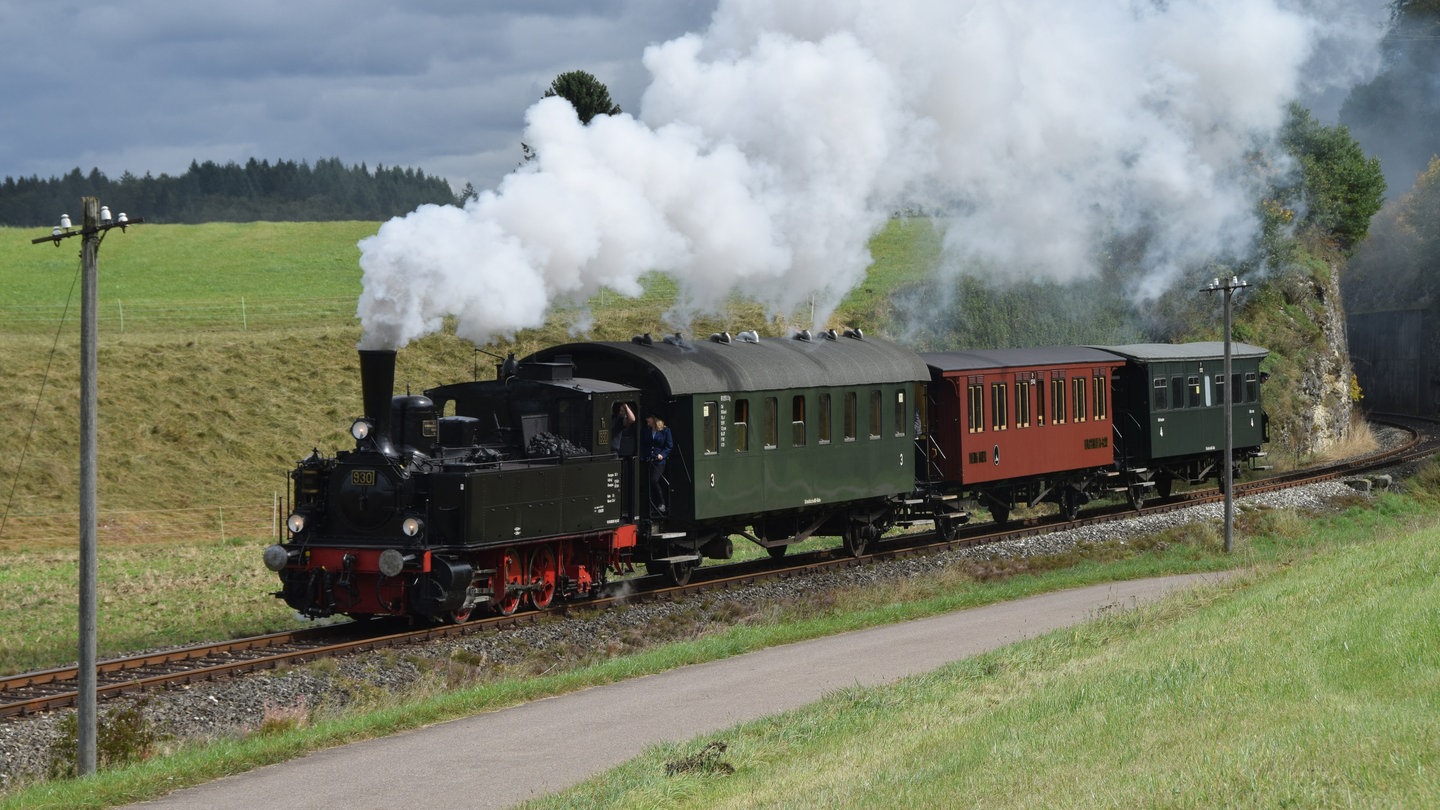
[
  {"x1": 286, "y1": 512, "x2": 307, "y2": 534},
  {"x1": 401, "y1": 516, "x2": 424, "y2": 538},
  {"x1": 263, "y1": 544, "x2": 294, "y2": 572},
  {"x1": 351, "y1": 419, "x2": 373, "y2": 441},
  {"x1": 378, "y1": 548, "x2": 406, "y2": 577}
]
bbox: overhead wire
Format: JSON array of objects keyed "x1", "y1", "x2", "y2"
[{"x1": 0, "y1": 251, "x2": 82, "y2": 540}]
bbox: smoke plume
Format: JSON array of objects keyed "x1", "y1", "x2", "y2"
[{"x1": 357, "y1": 0, "x2": 1386, "y2": 350}]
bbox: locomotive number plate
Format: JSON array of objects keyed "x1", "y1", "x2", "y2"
[{"x1": 351, "y1": 469, "x2": 377, "y2": 486}]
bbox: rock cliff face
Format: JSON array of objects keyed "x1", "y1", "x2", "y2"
[
  {"x1": 1300, "y1": 264, "x2": 1356, "y2": 452},
  {"x1": 1250, "y1": 261, "x2": 1355, "y2": 459}
]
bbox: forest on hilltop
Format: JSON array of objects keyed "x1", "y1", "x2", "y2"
[{"x1": 0, "y1": 157, "x2": 459, "y2": 226}]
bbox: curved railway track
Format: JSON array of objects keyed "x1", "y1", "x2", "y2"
[{"x1": 3, "y1": 415, "x2": 1429, "y2": 722}]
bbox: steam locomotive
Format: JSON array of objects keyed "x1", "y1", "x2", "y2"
[{"x1": 264, "y1": 333, "x2": 1268, "y2": 622}]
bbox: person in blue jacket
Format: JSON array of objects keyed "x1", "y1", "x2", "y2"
[{"x1": 641, "y1": 413, "x2": 673, "y2": 514}]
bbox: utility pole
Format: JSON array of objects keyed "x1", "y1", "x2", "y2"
[
  {"x1": 1201, "y1": 274, "x2": 1248, "y2": 554},
  {"x1": 31, "y1": 198, "x2": 141, "y2": 776}
]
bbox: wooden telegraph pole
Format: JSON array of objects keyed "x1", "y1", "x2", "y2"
[{"x1": 31, "y1": 198, "x2": 142, "y2": 776}]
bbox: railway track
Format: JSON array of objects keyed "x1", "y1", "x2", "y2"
[{"x1": 3, "y1": 415, "x2": 1427, "y2": 722}]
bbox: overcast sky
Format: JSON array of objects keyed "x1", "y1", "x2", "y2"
[{"x1": 1, "y1": 0, "x2": 715, "y2": 193}]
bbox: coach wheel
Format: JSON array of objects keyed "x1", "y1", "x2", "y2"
[
  {"x1": 1060, "y1": 489, "x2": 1081, "y2": 522},
  {"x1": 1156, "y1": 474, "x2": 1174, "y2": 499},
  {"x1": 842, "y1": 523, "x2": 872, "y2": 558},
  {"x1": 935, "y1": 516, "x2": 960, "y2": 541},
  {"x1": 647, "y1": 559, "x2": 695, "y2": 587},
  {"x1": 988, "y1": 504, "x2": 1010, "y2": 526},
  {"x1": 529, "y1": 546, "x2": 557, "y2": 610},
  {"x1": 766, "y1": 544, "x2": 788, "y2": 560},
  {"x1": 491, "y1": 547, "x2": 524, "y2": 616},
  {"x1": 1127, "y1": 486, "x2": 1145, "y2": 511}
]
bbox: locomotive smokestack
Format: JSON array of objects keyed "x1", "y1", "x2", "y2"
[{"x1": 358, "y1": 349, "x2": 396, "y2": 440}]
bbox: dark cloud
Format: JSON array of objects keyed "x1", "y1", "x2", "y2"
[{"x1": 0, "y1": 0, "x2": 715, "y2": 191}]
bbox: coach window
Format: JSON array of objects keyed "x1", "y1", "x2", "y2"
[
  {"x1": 702, "y1": 401, "x2": 719, "y2": 455},
  {"x1": 1072, "y1": 376, "x2": 1087, "y2": 423},
  {"x1": 1232, "y1": 373, "x2": 1243, "y2": 402},
  {"x1": 1154, "y1": 377, "x2": 1168, "y2": 410},
  {"x1": 991, "y1": 383, "x2": 1008, "y2": 431},
  {"x1": 1015, "y1": 378, "x2": 1031, "y2": 428},
  {"x1": 1171, "y1": 377, "x2": 1185, "y2": 410},
  {"x1": 1186, "y1": 375, "x2": 1201, "y2": 408},
  {"x1": 1094, "y1": 372, "x2": 1108, "y2": 420},
  {"x1": 818, "y1": 393, "x2": 832, "y2": 444},
  {"x1": 844, "y1": 392, "x2": 858, "y2": 441},
  {"x1": 1215, "y1": 374, "x2": 1226, "y2": 406},
  {"x1": 869, "y1": 390, "x2": 883, "y2": 439},
  {"x1": 967, "y1": 381, "x2": 984, "y2": 434},
  {"x1": 1245, "y1": 372, "x2": 1258, "y2": 403},
  {"x1": 733, "y1": 399, "x2": 750, "y2": 452},
  {"x1": 1035, "y1": 377, "x2": 1046, "y2": 426},
  {"x1": 791, "y1": 395, "x2": 807, "y2": 447},
  {"x1": 893, "y1": 390, "x2": 907, "y2": 436},
  {"x1": 1051, "y1": 376, "x2": 1066, "y2": 425},
  {"x1": 764, "y1": 397, "x2": 779, "y2": 450}
]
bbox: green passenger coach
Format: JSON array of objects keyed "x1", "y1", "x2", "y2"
[
  {"x1": 1098, "y1": 342, "x2": 1269, "y2": 495},
  {"x1": 529, "y1": 330, "x2": 931, "y2": 556}
]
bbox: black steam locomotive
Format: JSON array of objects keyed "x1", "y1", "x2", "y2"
[{"x1": 264, "y1": 334, "x2": 1268, "y2": 623}]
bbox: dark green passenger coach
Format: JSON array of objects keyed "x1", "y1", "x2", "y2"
[
  {"x1": 529, "y1": 331, "x2": 931, "y2": 545},
  {"x1": 1098, "y1": 342, "x2": 1269, "y2": 492}
]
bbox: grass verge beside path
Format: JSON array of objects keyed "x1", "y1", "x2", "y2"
[
  {"x1": 4, "y1": 486, "x2": 1437, "y2": 809},
  {"x1": 530, "y1": 499, "x2": 1440, "y2": 809}
]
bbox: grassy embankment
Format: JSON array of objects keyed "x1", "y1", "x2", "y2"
[
  {"x1": 531, "y1": 488, "x2": 1440, "y2": 809},
  {"x1": 0, "y1": 218, "x2": 938, "y2": 675}
]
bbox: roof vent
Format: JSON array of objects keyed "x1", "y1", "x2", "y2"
[
  {"x1": 737, "y1": 330, "x2": 760, "y2": 344},
  {"x1": 793, "y1": 329, "x2": 813, "y2": 342},
  {"x1": 822, "y1": 329, "x2": 838, "y2": 341},
  {"x1": 631, "y1": 333, "x2": 654, "y2": 346},
  {"x1": 709, "y1": 331, "x2": 732, "y2": 344},
  {"x1": 662, "y1": 332, "x2": 686, "y2": 347},
  {"x1": 844, "y1": 327, "x2": 864, "y2": 340}
]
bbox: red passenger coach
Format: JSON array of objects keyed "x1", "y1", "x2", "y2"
[{"x1": 922, "y1": 347, "x2": 1125, "y2": 524}]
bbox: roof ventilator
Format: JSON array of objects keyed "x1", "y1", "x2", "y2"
[
  {"x1": 822, "y1": 329, "x2": 838, "y2": 341},
  {"x1": 631, "y1": 333, "x2": 654, "y2": 346},
  {"x1": 662, "y1": 332, "x2": 687, "y2": 347},
  {"x1": 709, "y1": 331, "x2": 732, "y2": 344},
  {"x1": 844, "y1": 327, "x2": 864, "y2": 340},
  {"x1": 793, "y1": 329, "x2": 812, "y2": 341},
  {"x1": 737, "y1": 330, "x2": 760, "y2": 344}
]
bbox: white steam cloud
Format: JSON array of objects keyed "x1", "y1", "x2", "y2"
[{"x1": 357, "y1": 0, "x2": 1385, "y2": 350}]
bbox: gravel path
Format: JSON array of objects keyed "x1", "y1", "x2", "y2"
[{"x1": 0, "y1": 471, "x2": 1391, "y2": 791}]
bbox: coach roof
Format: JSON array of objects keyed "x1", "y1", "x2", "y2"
[
  {"x1": 920, "y1": 346, "x2": 1124, "y2": 373},
  {"x1": 1092, "y1": 342, "x2": 1269, "y2": 363},
  {"x1": 527, "y1": 334, "x2": 931, "y2": 397}
]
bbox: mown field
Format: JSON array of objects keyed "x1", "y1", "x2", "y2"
[{"x1": 0, "y1": 218, "x2": 938, "y2": 673}]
